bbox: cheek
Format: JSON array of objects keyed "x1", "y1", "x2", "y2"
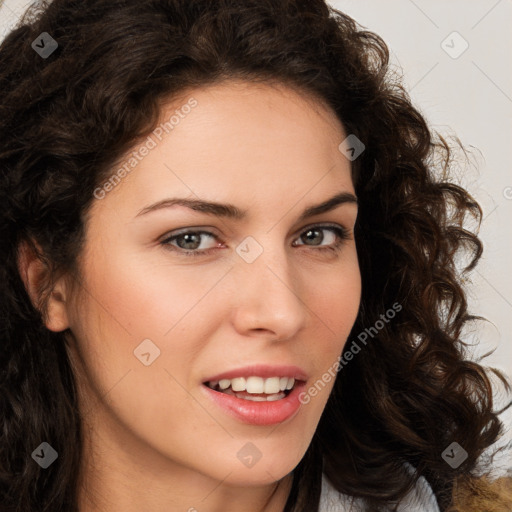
[
  {"x1": 67, "y1": 255, "x2": 219, "y2": 456},
  {"x1": 307, "y1": 252, "x2": 361, "y2": 351},
  {"x1": 298, "y1": 254, "x2": 360, "y2": 411},
  {"x1": 69, "y1": 247, "x2": 235, "y2": 407},
  {"x1": 83, "y1": 246, "x2": 231, "y2": 340}
]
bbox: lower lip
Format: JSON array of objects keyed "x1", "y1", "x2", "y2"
[{"x1": 201, "y1": 382, "x2": 305, "y2": 426}]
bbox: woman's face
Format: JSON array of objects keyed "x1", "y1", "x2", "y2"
[{"x1": 63, "y1": 81, "x2": 361, "y2": 490}]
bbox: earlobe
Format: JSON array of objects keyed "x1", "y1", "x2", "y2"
[
  {"x1": 44, "y1": 280, "x2": 71, "y2": 333},
  {"x1": 16, "y1": 239, "x2": 71, "y2": 332}
]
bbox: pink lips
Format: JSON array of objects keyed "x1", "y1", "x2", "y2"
[{"x1": 201, "y1": 364, "x2": 308, "y2": 426}]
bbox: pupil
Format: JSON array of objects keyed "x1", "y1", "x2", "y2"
[
  {"x1": 304, "y1": 228, "x2": 323, "y2": 246},
  {"x1": 179, "y1": 233, "x2": 200, "y2": 250}
]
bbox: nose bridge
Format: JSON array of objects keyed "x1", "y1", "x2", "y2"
[{"x1": 230, "y1": 233, "x2": 307, "y2": 338}]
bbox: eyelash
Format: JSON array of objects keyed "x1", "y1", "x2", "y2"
[{"x1": 160, "y1": 223, "x2": 351, "y2": 258}]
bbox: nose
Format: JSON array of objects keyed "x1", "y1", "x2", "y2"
[{"x1": 229, "y1": 241, "x2": 307, "y2": 341}]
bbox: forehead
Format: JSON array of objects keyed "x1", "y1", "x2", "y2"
[{"x1": 88, "y1": 80, "x2": 353, "y2": 222}]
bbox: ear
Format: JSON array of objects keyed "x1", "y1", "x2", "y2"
[{"x1": 16, "y1": 239, "x2": 71, "y2": 332}]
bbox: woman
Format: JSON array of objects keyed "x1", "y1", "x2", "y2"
[{"x1": 0, "y1": 0, "x2": 510, "y2": 511}]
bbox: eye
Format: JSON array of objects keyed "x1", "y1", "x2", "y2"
[
  {"x1": 292, "y1": 224, "x2": 351, "y2": 254},
  {"x1": 160, "y1": 224, "x2": 351, "y2": 257},
  {"x1": 160, "y1": 230, "x2": 220, "y2": 256}
]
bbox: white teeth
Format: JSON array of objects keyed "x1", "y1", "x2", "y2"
[
  {"x1": 220, "y1": 388, "x2": 286, "y2": 401},
  {"x1": 242, "y1": 395, "x2": 267, "y2": 401},
  {"x1": 246, "y1": 376, "x2": 264, "y2": 394},
  {"x1": 207, "y1": 376, "x2": 297, "y2": 395},
  {"x1": 218, "y1": 379, "x2": 231, "y2": 390},
  {"x1": 231, "y1": 377, "x2": 246, "y2": 392},
  {"x1": 264, "y1": 377, "x2": 280, "y2": 394},
  {"x1": 266, "y1": 393, "x2": 283, "y2": 401}
]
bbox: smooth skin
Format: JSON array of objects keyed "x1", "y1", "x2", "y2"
[{"x1": 19, "y1": 80, "x2": 361, "y2": 512}]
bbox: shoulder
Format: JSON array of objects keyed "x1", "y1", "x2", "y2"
[{"x1": 318, "y1": 472, "x2": 440, "y2": 512}]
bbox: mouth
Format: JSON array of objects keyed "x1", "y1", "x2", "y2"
[
  {"x1": 201, "y1": 365, "x2": 308, "y2": 425},
  {"x1": 204, "y1": 376, "x2": 298, "y2": 402}
]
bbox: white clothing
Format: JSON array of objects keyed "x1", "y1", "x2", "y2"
[{"x1": 318, "y1": 472, "x2": 441, "y2": 511}]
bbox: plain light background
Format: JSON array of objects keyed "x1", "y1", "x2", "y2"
[{"x1": 1, "y1": 0, "x2": 511, "y2": 461}]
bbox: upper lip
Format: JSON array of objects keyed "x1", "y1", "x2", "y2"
[{"x1": 203, "y1": 364, "x2": 308, "y2": 383}]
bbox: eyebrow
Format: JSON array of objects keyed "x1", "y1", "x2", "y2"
[{"x1": 135, "y1": 191, "x2": 358, "y2": 222}]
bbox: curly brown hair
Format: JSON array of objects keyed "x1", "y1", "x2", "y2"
[{"x1": 0, "y1": 0, "x2": 510, "y2": 511}]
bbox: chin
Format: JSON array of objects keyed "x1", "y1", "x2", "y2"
[
  {"x1": 216, "y1": 442, "x2": 306, "y2": 487},
  {"x1": 222, "y1": 463, "x2": 296, "y2": 487}
]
